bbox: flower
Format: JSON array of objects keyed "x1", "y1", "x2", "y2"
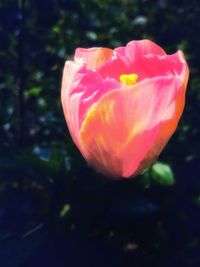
[{"x1": 61, "y1": 40, "x2": 189, "y2": 179}]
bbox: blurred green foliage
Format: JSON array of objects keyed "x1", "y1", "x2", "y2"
[{"x1": 0, "y1": 0, "x2": 200, "y2": 266}]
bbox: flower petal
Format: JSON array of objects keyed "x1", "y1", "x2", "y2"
[
  {"x1": 61, "y1": 60, "x2": 83, "y2": 150},
  {"x1": 99, "y1": 50, "x2": 182, "y2": 82},
  {"x1": 74, "y1": 47, "x2": 114, "y2": 69},
  {"x1": 135, "y1": 53, "x2": 189, "y2": 174},
  {"x1": 79, "y1": 67, "x2": 188, "y2": 178},
  {"x1": 61, "y1": 60, "x2": 120, "y2": 153},
  {"x1": 130, "y1": 50, "x2": 185, "y2": 82},
  {"x1": 98, "y1": 41, "x2": 183, "y2": 81},
  {"x1": 115, "y1": 39, "x2": 166, "y2": 61}
]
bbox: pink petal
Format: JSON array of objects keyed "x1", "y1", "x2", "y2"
[
  {"x1": 79, "y1": 62, "x2": 188, "y2": 178},
  {"x1": 73, "y1": 40, "x2": 169, "y2": 82},
  {"x1": 115, "y1": 39, "x2": 166, "y2": 61},
  {"x1": 61, "y1": 61, "x2": 83, "y2": 150},
  {"x1": 99, "y1": 50, "x2": 182, "y2": 82},
  {"x1": 74, "y1": 47, "x2": 113, "y2": 69},
  {"x1": 130, "y1": 51, "x2": 184, "y2": 82},
  {"x1": 61, "y1": 60, "x2": 120, "y2": 152},
  {"x1": 98, "y1": 55, "x2": 129, "y2": 80},
  {"x1": 136, "y1": 53, "x2": 189, "y2": 174}
]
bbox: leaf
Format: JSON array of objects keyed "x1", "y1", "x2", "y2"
[
  {"x1": 151, "y1": 162, "x2": 175, "y2": 186},
  {"x1": 59, "y1": 204, "x2": 71, "y2": 218},
  {"x1": 24, "y1": 86, "x2": 42, "y2": 98}
]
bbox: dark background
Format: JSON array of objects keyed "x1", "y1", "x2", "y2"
[{"x1": 0, "y1": 0, "x2": 200, "y2": 266}]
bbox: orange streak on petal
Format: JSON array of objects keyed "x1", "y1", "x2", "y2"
[
  {"x1": 75, "y1": 47, "x2": 113, "y2": 69},
  {"x1": 80, "y1": 99, "x2": 125, "y2": 177}
]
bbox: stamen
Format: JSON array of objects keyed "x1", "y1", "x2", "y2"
[{"x1": 119, "y1": 73, "x2": 138, "y2": 86}]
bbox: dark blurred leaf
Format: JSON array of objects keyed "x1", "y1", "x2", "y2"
[
  {"x1": 24, "y1": 86, "x2": 42, "y2": 98},
  {"x1": 59, "y1": 203, "x2": 71, "y2": 218}
]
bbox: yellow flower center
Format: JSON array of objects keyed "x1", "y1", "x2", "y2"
[{"x1": 119, "y1": 73, "x2": 138, "y2": 86}]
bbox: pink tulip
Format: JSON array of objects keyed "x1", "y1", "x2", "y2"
[{"x1": 61, "y1": 40, "x2": 189, "y2": 179}]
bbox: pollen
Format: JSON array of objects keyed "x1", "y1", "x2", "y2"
[{"x1": 119, "y1": 73, "x2": 138, "y2": 86}]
